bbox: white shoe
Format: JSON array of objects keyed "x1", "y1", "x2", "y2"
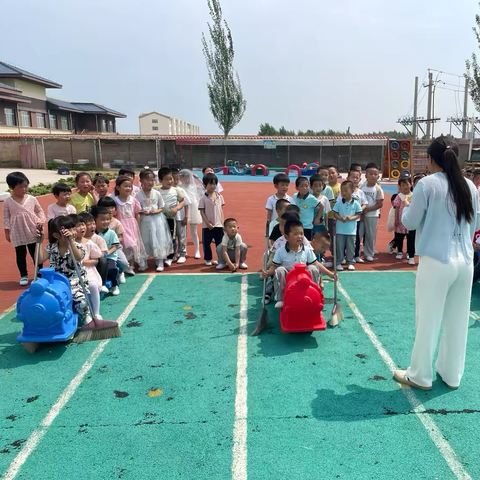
[
  {"x1": 95, "y1": 314, "x2": 103, "y2": 320},
  {"x1": 216, "y1": 263, "x2": 227, "y2": 270},
  {"x1": 275, "y1": 301, "x2": 284, "y2": 309},
  {"x1": 138, "y1": 265, "x2": 148, "y2": 272},
  {"x1": 177, "y1": 256, "x2": 186, "y2": 264},
  {"x1": 239, "y1": 263, "x2": 248, "y2": 269},
  {"x1": 84, "y1": 315, "x2": 93, "y2": 325},
  {"x1": 205, "y1": 260, "x2": 212, "y2": 266},
  {"x1": 396, "y1": 253, "x2": 403, "y2": 260},
  {"x1": 323, "y1": 261, "x2": 333, "y2": 268},
  {"x1": 164, "y1": 259, "x2": 173, "y2": 267},
  {"x1": 365, "y1": 256, "x2": 374, "y2": 262},
  {"x1": 336, "y1": 265, "x2": 344, "y2": 271},
  {"x1": 100, "y1": 285, "x2": 109, "y2": 293},
  {"x1": 19, "y1": 277, "x2": 29, "y2": 286},
  {"x1": 374, "y1": 250, "x2": 379, "y2": 255},
  {"x1": 408, "y1": 258, "x2": 415, "y2": 266},
  {"x1": 406, "y1": 253, "x2": 410, "y2": 260},
  {"x1": 118, "y1": 272, "x2": 126, "y2": 284},
  {"x1": 354, "y1": 256, "x2": 364, "y2": 263},
  {"x1": 348, "y1": 264, "x2": 355, "y2": 271},
  {"x1": 194, "y1": 251, "x2": 201, "y2": 259},
  {"x1": 126, "y1": 266, "x2": 135, "y2": 276},
  {"x1": 156, "y1": 264, "x2": 164, "y2": 272},
  {"x1": 212, "y1": 260, "x2": 218, "y2": 265},
  {"x1": 341, "y1": 259, "x2": 347, "y2": 265},
  {"x1": 111, "y1": 286, "x2": 120, "y2": 296}
]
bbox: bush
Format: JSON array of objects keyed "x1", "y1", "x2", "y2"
[
  {"x1": 28, "y1": 178, "x2": 75, "y2": 197},
  {"x1": 46, "y1": 161, "x2": 59, "y2": 171}
]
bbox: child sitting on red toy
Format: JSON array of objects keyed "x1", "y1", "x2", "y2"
[{"x1": 261, "y1": 219, "x2": 336, "y2": 309}]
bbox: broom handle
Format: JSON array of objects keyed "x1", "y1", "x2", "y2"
[
  {"x1": 333, "y1": 220, "x2": 337, "y2": 303},
  {"x1": 67, "y1": 239, "x2": 95, "y2": 319},
  {"x1": 262, "y1": 221, "x2": 270, "y2": 299},
  {"x1": 33, "y1": 225, "x2": 43, "y2": 282}
]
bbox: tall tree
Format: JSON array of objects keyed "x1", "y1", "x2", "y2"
[
  {"x1": 202, "y1": 0, "x2": 246, "y2": 164},
  {"x1": 258, "y1": 123, "x2": 279, "y2": 136},
  {"x1": 466, "y1": 3, "x2": 480, "y2": 112}
]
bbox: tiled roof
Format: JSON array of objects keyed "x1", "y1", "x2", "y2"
[
  {"x1": 47, "y1": 98, "x2": 84, "y2": 112},
  {"x1": 71, "y1": 103, "x2": 126, "y2": 118},
  {"x1": 0, "y1": 61, "x2": 61, "y2": 88},
  {"x1": 0, "y1": 82, "x2": 21, "y2": 92}
]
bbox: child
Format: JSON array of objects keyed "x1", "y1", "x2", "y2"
[
  {"x1": 70, "y1": 172, "x2": 95, "y2": 213},
  {"x1": 216, "y1": 218, "x2": 248, "y2": 271},
  {"x1": 136, "y1": 169, "x2": 173, "y2": 272},
  {"x1": 92, "y1": 206, "x2": 121, "y2": 296},
  {"x1": 293, "y1": 176, "x2": 322, "y2": 241},
  {"x1": 37, "y1": 216, "x2": 91, "y2": 324},
  {"x1": 172, "y1": 168, "x2": 191, "y2": 264},
  {"x1": 269, "y1": 204, "x2": 301, "y2": 244},
  {"x1": 269, "y1": 198, "x2": 290, "y2": 237},
  {"x1": 265, "y1": 173, "x2": 292, "y2": 225},
  {"x1": 79, "y1": 211, "x2": 109, "y2": 293},
  {"x1": 326, "y1": 165, "x2": 341, "y2": 234},
  {"x1": 198, "y1": 173, "x2": 225, "y2": 266},
  {"x1": 157, "y1": 167, "x2": 186, "y2": 266},
  {"x1": 316, "y1": 166, "x2": 335, "y2": 204},
  {"x1": 333, "y1": 181, "x2": 363, "y2": 271},
  {"x1": 119, "y1": 168, "x2": 140, "y2": 195},
  {"x1": 93, "y1": 175, "x2": 110, "y2": 201},
  {"x1": 360, "y1": 163, "x2": 384, "y2": 262},
  {"x1": 393, "y1": 178, "x2": 415, "y2": 265},
  {"x1": 202, "y1": 166, "x2": 224, "y2": 193},
  {"x1": 97, "y1": 196, "x2": 129, "y2": 281},
  {"x1": 47, "y1": 183, "x2": 76, "y2": 220},
  {"x1": 261, "y1": 219, "x2": 335, "y2": 308},
  {"x1": 310, "y1": 230, "x2": 332, "y2": 289},
  {"x1": 310, "y1": 174, "x2": 331, "y2": 234},
  {"x1": 3, "y1": 172, "x2": 46, "y2": 285},
  {"x1": 113, "y1": 176, "x2": 147, "y2": 274},
  {"x1": 387, "y1": 193, "x2": 398, "y2": 254},
  {"x1": 71, "y1": 214, "x2": 103, "y2": 318},
  {"x1": 178, "y1": 169, "x2": 204, "y2": 259}
]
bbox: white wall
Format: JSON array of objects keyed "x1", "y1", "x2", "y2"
[
  {"x1": 1, "y1": 79, "x2": 47, "y2": 100},
  {"x1": 139, "y1": 112, "x2": 200, "y2": 135}
]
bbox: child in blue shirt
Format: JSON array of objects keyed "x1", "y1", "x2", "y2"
[
  {"x1": 333, "y1": 181, "x2": 362, "y2": 271},
  {"x1": 293, "y1": 176, "x2": 322, "y2": 241}
]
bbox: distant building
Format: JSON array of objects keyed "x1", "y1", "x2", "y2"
[
  {"x1": 0, "y1": 61, "x2": 126, "y2": 135},
  {"x1": 139, "y1": 111, "x2": 200, "y2": 135}
]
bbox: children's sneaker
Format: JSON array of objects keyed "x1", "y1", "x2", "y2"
[
  {"x1": 212, "y1": 260, "x2": 218, "y2": 265},
  {"x1": 19, "y1": 277, "x2": 29, "y2": 286},
  {"x1": 365, "y1": 256, "x2": 374, "y2": 262},
  {"x1": 396, "y1": 253, "x2": 403, "y2": 260},
  {"x1": 205, "y1": 260, "x2": 212, "y2": 266},
  {"x1": 164, "y1": 259, "x2": 173, "y2": 267},
  {"x1": 95, "y1": 314, "x2": 103, "y2": 320},
  {"x1": 323, "y1": 261, "x2": 333, "y2": 268},
  {"x1": 406, "y1": 253, "x2": 410, "y2": 259},
  {"x1": 111, "y1": 286, "x2": 120, "y2": 296},
  {"x1": 354, "y1": 256, "x2": 364, "y2": 263},
  {"x1": 194, "y1": 251, "x2": 201, "y2": 259},
  {"x1": 374, "y1": 249, "x2": 379, "y2": 255},
  {"x1": 118, "y1": 272, "x2": 126, "y2": 284},
  {"x1": 138, "y1": 265, "x2": 148, "y2": 272},
  {"x1": 275, "y1": 301, "x2": 284, "y2": 309},
  {"x1": 177, "y1": 256, "x2": 186, "y2": 264},
  {"x1": 216, "y1": 263, "x2": 227, "y2": 270},
  {"x1": 100, "y1": 285, "x2": 109, "y2": 293},
  {"x1": 239, "y1": 263, "x2": 248, "y2": 269},
  {"x1": 408, "y1": 258, "x2": 415, "y2": 266},
  {"x1": 341, "y1": 259, "x2": 347, "y2": 265},
  {"x1": 348, "y1": 264, "x2": 355, "y2": 271},
  {"x1": 126, "y1": 266, "x2": 135, "y2": 276},
  {"x1": 156, "y1": 259, "x2": 164, "y2": 272},
  {"x1": 336, "y1": 264, "x2": 344, "y2": 271}
]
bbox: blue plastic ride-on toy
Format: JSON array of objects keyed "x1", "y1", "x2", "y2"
[{"x1": 16, "y1": 268, "x2": 78, "y2": 349}]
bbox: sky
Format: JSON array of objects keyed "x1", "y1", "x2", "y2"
[{"x1": 0, "y1": 0, "x2": 479, "y2": 136}]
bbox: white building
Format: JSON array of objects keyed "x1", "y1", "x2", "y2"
[{"x1": 139, "y1": 111, "x2": 200, "y2": 135}]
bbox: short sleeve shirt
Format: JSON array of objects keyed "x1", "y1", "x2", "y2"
[
  {"x1": 98, "y1": 228, "x2": 120, "y2": 261},
  {"x1": 313, "y1": 195, "x2": 331, "y2": 227},
  {"x1": 272, "y1": 244, "x2": 317, "y2": 271},
  {"x1": 221, "y1": 233, "x2": 243, "y2": 250},
  {"x1": 175, "y1": 187, "x2": 192, "y2": 221},
  {"x1": 69, "y1": 192, "x2": 95, "y2": 214},
  {"x1": 198, "y1": 193, "x2": 225, "y2": 228},
  {"x1": 336, "y1": 188, "x2": 367, "y2": 222},
  {"x1": 327, "y1": 184, "x2": 341, "y2": 219},
  {"x1": 157, "y1": 187, "x2": 184, "y2": 213},
  {"x1": 265, "y1": 194, "x2": 293, "y2": 223},
  {"x1": 269, "y1": 224, "x2": 282, "y2": 242},
  {"x1": 89, "y1": 233, "x2": 108, "y2": 252},
  {"x1": 109, "y1": 217, "x2": 125, "y2": 237},
  {"x1": 47, "y1": 203, "x2": 76, "y2": 221},
  {"x1": 272, "y1": 235, "x2": 311, "y2": 253},
  {"x1": 361, "y1": 184, "x2": 384, "y2": 217},
  {"x1": 321, "y1": 185, "x2": 334, "y2": 202},
  {"x1": 293, "y1": 193, "x2": 320, "y2": 230},
  {"x1": 333, "y1": 199, "x2": 363, "y2": 235}
]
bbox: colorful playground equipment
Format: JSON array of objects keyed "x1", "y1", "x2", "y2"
[
  {"x1": 16, "y1": 268, "x2": 78, "y2": 344},
  {"x1": 285, "y1": 162, "x2": 319, "y2": 177},
  {"x1": 280, "y1": 264, "x2": 326, "y2": 333},
  {"x1": 222, "y1": 160, "x2": 268, "y2": 176},
  {"x1": 385, "y1": 140, "x2": 412, "y2": 180}
]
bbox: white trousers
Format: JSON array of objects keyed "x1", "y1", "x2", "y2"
[{"x1": 406, "y1": 242, "x2": 473, "y2": 388}]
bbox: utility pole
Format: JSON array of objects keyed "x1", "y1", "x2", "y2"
[
  {"x1": 426, "y1": 71, "x2": 433, "y2": 139},
  {"x1": 412, "y1": 76, "x2": 419, "y2": 140},
  {"x1": 463, "y1": 76, "x2": 469, "y2": 139},
  {"x1": 469, "y1": 117, "x2": 475, "y2": 162}
]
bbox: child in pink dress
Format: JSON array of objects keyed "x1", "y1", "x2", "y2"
[
  {"x1": 393, "y1": 177, "x2": 415, "y2": 264},
  {"x1": 113, "y1": 176, "x2": 147, "y2": 275},
  {"x1": 3, "y1": 172, "x2": 46, "y2": 285}
]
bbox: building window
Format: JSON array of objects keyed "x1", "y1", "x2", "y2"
[
  {"x1": 4, "y1": 108, "x2": 15, "y2": 126},
  {"x1": 60, "y1": 116, "x2": 69, "y2": 131},
  {"x1": 49, "y1": 114, "x2": 57, "y2": 129},
  {"x1": 108, "y1": 120, "x2": 114, "y2": 133},
  {"x1": 101, "y1": 119, "x2": 106, "y2": 132},
  {"x1": 152, "y1": 119, "x2": 158, "y2": 124},
  {"x1": 152, "y1": 126, "x2": 159, "y2": 131},
  {"x1": 20, "y1": 111, "x2": 31, "y2": 127},
  {"x1": 36, "y1": 113, "x2": 45, "y2": 128}
]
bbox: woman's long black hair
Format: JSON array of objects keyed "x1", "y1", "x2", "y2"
[{"x1": 427, "y1": 136, "x2": 474, "y2": 224}]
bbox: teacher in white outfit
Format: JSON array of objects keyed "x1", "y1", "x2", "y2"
[{"x1": 394, "y1": 136, "x2": 480, "y2": 390}]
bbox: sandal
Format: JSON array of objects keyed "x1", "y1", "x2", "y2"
[{"x1": 393, "y1": 370, "x2": 431, "y2": 390}]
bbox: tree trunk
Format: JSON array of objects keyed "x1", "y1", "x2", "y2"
[{"x1": 224, "y1": 135, "x2": 228, "y2": 166}]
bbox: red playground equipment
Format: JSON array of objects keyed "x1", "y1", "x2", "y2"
[{"x1": 280, "y1": 264, "x2": 326, "y2": 333}]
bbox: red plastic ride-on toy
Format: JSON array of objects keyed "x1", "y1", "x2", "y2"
[{"x1": 280, "y1": 264, "x2": 326, "y2": 333}]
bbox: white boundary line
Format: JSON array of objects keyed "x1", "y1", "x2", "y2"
[
  {"x1": 0, "y1": 303, "x2": 16, "y2": 321},
  {"x1": 337, "y1": 282, "x2": 471, "y2": 480},
  {"x1": 2, "y1": 274, "x2": 155, "y2": 480},
  {"x1": 135, "y1": 272, "x2": 258, "y2": 276},
  {"x1": 231, "y1": 275, "x2": 248, "y2": 480}
]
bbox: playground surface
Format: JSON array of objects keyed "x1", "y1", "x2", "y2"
[{"x1": 2, "y1": 271, "x2": 480, "y2": 479}]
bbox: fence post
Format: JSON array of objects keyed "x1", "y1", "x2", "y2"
[
  {"x1": 41, "y1": 138, "x2": 46, "y2": 167},
  {"x1": 155, "y1": 139, "x2": 160, "y2": 169},
  {"x1": 98, "y1": 138, "x2": 103, "y2": 167},
  {"x1": 320, "y1": 142, "x2": 323, "y2": 164},
  {"x1": 93, "y1": 139, "x2": 98, "y2": 167},
  {"x1": 287, "y1": 141, "x2": 290, "y2": 166},
  {"x1": 70, "y1": 138, "x2": 74, "y2": 167}
]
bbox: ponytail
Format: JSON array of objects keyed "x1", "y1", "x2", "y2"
[{"x1": 427, "y1": 136, "x2": 474, "y2": 224}]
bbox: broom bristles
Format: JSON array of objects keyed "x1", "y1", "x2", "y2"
[
  {"x1": 74, "y1": 326, "x2": 122, "y2": 344},
  {"x1": 329, "y1": 304, "x2": 343, "y2": 327}
]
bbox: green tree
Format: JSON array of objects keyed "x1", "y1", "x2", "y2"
[
  {"x1": 202, "y1": 0, "x2": 246, "y2": 164},
  {"x1": 466, "y1": 4, "x2": 480, "y2": 112},
  {"x1": 278, "y1": 126, "x2": 296, "y2": 136},
  {"x1": 258, "y1": 123, "x2": 279, "y2": 135}
]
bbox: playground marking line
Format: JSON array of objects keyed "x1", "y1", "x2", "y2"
[
  {"x1": 2, "y1": 274, "x2": 155, "y2": 480},
  {"x1": 0, "y1": 303, "x2": 16, "y2": 321},
  {"x1": 231, "y1": 275, "x2": 248, "y2": 480},
  {"x1": 337, "y1": 282, "x2": 471, "y2": 480}
]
